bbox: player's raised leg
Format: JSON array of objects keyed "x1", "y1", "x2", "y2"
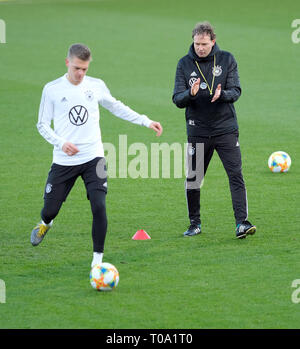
[
  {"x1": 31, "y1": 220, "x2": 53, "y2": 246},
  {"x1": 31, "y1": 198, "x2": 63, "y2": 246}
]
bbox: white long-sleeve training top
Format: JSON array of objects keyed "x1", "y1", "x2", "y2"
[{"x1": 37, "y1": 74, "x2": 153, "y2": 166}]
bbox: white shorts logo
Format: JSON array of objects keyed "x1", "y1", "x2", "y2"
[
  {"x1": 188, "y1": 146, "x2": 195, "y2": 156},
  {"x1": 46, "y1": 183, "x2": 52, "y2": 194}
]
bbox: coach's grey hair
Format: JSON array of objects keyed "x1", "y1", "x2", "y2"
[
  {"x1": 192, "y1": 21, "x2": 216, "y2": 40},
  {"x1": 67, "y1": 43, "x2": 91, "y2": 61}
]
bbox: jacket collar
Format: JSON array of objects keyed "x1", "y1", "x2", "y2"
[{"x1": 188, "y1": 42, "x2": 220, "y2": 62}]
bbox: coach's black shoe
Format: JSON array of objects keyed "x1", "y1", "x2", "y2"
[
  {"x1": 236, "y1": 220, "x2": 256, "y2": 239},
  {"x1": 183, "y1": 223, "x2": 201, "y2": 237}
]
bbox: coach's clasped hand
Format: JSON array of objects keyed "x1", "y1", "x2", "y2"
[{"x1": 211, "y1": 83, "x2": 221, "y2": 103}]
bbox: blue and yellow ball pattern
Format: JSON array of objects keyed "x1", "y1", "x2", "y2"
[
  {"x1": 90, "y1": 262, "x2": 119, "y2": 291},
  {"x1": 268, "y1": 151, "x2": 291, "y2": 173}
]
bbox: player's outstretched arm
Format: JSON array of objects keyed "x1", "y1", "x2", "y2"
[{"x1": 149, "y1": 121, "x2": 163, "y2": 137}]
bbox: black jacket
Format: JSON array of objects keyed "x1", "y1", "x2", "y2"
[{"x1": 172, "y1": 43, "x2": 241, "y2": 137}]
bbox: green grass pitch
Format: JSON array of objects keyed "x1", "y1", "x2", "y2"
[{"x1": 0, "y1": 0, "x2": 300, "y2": 329}]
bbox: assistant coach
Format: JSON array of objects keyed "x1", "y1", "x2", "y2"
[{"x1": 172, "y1": 21, "x2": 256, "y2": 239}]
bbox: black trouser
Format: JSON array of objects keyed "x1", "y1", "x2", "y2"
[
  {"x1": 186, "y1": 132, "x2": 248, "y2": 226},
  {"x1": 41, "y1": 157, "x2": 108, "y2": 253}
]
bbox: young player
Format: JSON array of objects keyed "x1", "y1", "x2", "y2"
[{"x1": 31, "y1": 43, "x2": 163, "y2": 266}]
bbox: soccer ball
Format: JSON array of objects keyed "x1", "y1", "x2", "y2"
[
  {"x1": 90, "y1": 262, "x2": 119, "y2": 291},
  {"x1": 268, "y1": 151, "x2": 291, "y2": 173}
]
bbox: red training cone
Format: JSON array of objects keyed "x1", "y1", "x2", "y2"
[{"x1": 132, "y1": 229, "x2": 151, "y2": 240}]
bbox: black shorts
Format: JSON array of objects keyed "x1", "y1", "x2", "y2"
[{"x1": 43, "y1": 157, "x2": 107, "y2": 202}]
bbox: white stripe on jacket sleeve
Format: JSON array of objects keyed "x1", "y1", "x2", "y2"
[{"x1": 36, "y1": 86, "x2": 66, "y2": 149}]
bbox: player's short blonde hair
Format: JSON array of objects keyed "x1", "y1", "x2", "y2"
[{"x1": 67, "y1": 43, "x2": 91, "y2": 61}]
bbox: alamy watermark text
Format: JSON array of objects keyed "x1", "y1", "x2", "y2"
[
  {"x1": 291, "y1": 19, "x2": 300, "y2": 43},
  {"x1": 96, "y1": 135, "x2": 204, "y2": 190},
  {"x1": 0, "y1": 19, "x2": 6, "y2": 44},
  {"x1": 0, "y1": 279, "x2": 5, "y2": 303}
]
